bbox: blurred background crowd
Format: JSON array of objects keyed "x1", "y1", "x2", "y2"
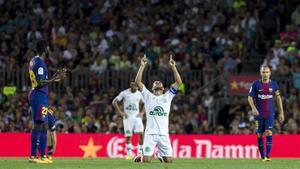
[{"x1": 0, "y1": 0, "x2": 299, "y2": 134}]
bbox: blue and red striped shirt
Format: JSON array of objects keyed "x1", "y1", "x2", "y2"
[{"x1": 248, "y1": 80, "x2": 280, "y2": 118}]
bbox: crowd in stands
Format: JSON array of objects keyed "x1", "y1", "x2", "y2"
[{"x1": 0, "y1": 0, "x2": 299, "y2": 134}]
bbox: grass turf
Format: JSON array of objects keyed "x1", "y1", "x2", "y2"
[{"x1": 0, "y1": 158, "x2": 299, "y2": 169}]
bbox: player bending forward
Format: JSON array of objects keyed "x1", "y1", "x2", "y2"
[
  {"x1": 112, "y1": 82, "x2": 145, "y2": 159},
  {"x1": 133, "y1": 55, "x2": 182, "y2": 163}
]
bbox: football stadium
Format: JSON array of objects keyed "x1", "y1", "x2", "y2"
[{"x1": 0, "y1": 0, "x2": 300, "y2": 169}]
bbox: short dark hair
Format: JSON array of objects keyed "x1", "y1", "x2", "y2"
[{"x1": 36, "y1": 39, "x2": 48, "y2": 55}]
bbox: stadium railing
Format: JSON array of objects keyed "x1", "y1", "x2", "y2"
[
  {"x1": 1, "y1": 68, "x2": 292, "y2": 129},
  {"x1": 0, "y1": 68, "x2": 203, "y2": 94}
]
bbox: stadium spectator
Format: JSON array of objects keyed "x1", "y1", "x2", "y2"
[{"x1": 291, "y1": 4, "x2": 300, "y2": 26}]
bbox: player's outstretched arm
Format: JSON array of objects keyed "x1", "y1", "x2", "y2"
[
  {"x1": 169, "y1": 55, "x2": 182, "y2": 89},
  {"x1": 135, "y1": 55, "x2": 147, "y2": 91},
  {"x1": 38, "y1": 68, "x2": 67, "y2": 86},
  {"x1": 247, "y1": 96, "x2": 259, "y2": 116},
  {"x1": 275, "y1": 94, "x2": 285, "y2": 123}
]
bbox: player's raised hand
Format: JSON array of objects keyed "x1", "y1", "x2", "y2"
[
  {"x1": 48, "y1": 106, "x2": 57, "y2": 114},
  {"x1": 52, "y1": 70, "x2": 62, "y2": 82},
  {"x1": 169, "y1": 55, "x2": 176, "y2": 67},
  {"x1": 58, "y1": 68, "x2": 67, "y2": 81},
  {"x1": 60, "y1": 68, "x2": 67, "y2": 79},
  {"x1": 52, "y1": 68, "x2": 67, "y2": 82},
  {"x1": 141, "y1": 54, "x2": 147, "y2": 67}
]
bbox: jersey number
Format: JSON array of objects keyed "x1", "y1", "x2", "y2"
[
  {"x1": 41, "y1": 106, "x2": 48, "y2": 117},
  {"x1": 29, "y1": 70, "x2": 38, "y2": 88}
]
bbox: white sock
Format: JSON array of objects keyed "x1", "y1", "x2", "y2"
[
  {"x1": 138, "y1": 144, "x2": 143, "y2": 155},
  {"x1": 125, "y1": 144, "x2": 132, "y2": 156}
]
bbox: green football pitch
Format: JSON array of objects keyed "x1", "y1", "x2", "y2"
[{"x1": 0, "y1": 158, "x2": 299, "y2": 169}]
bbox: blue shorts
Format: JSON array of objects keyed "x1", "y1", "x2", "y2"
[
  {"x1": 255, "y1": 115, "x2": 274, "y2": 134},
  {"x1": 48, "y1": 112, "x2": 56, "y2": 131},
  {"x1": 28, "y1": 90, "x2": 48, "y2": 123}
]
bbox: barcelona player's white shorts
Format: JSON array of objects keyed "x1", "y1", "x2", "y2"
[
  {"x1": 123, "y1": 117, "x2": 144, "y2": 137},
  {"x1": 143, "y1": 134, "x2": 172, "y2": 157}
]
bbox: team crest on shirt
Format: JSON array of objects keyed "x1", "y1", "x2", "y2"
[
  {"x1": 126, "y1": 104, "x2": 138, "y2": 111},
  {"x1": 145, "y1": 146, "x2": 151, "y2": 152},
  {"x1": 269, "y1": 88, "x2": 273, "y2": 93},
  {"x1": 38, "y1": 67, "x2": 44, "y2": 75}
]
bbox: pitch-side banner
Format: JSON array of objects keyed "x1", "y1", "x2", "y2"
[
  {"x1": 0, "y1": 133, "x2": 299, "y2": 158},
  {"x1": 228, "y1": 75, "x2": 259, "y2": 95}
]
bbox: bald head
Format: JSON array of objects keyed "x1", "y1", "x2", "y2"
[{"x1": 260, "y1": 65, "x2": 271, "y2": 82}]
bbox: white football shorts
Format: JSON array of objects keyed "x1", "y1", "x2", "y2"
[
  {"x1": 143, "y1": 134, "x2": 172, "y2": 157},
  {"x1": 123, "y1": 117, "x2": 144, "y2": 136}
]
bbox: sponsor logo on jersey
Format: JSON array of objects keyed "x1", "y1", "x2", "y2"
[
  {"x1": 149, "y1": 106, "x2": 167, "y2": 117},
  {"x1": 125, "y1": 104, "x2": 138, "y2": 111},
  {"x1": 258, "y1": 94, "x2": 273, "y2": 99},
  {"x1": 145, "y1": 146, "x2": 151, "y2": 153}
]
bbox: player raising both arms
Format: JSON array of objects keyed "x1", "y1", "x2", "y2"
[
  {"x1": 133, "y1": 55, "x2": 182, "y2": 163},
  {"x1": 28, "y1": 39, "x2": 66, "y2": 163},
  {"x1": 248, "y1": 65, "x2": 284, "y2": 162},
  {"x1": 112, "y1": 82, "x2": 145, "y2": 159}
]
